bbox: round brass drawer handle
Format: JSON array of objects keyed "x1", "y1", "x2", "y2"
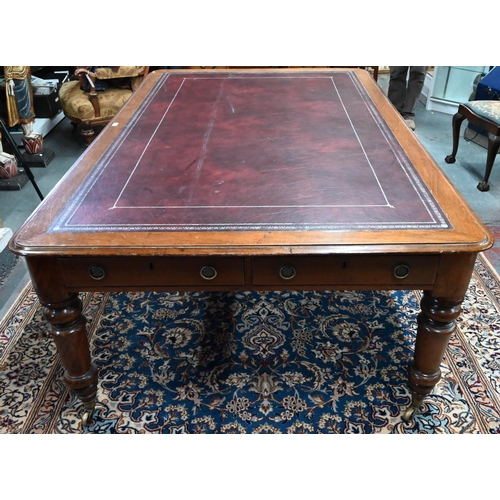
[
  {"x1": 394, "y1": 264, "x2": 411, "y2": 279},
  {"x1": 200, "y1": 265, "x2": 217, "y2": 280},
  {"x1": 279, "y1": 265, "x2": 296, "y2": 280},
  {"x1": 89, "y1": 265, "x2": 106, "y2": 280}
]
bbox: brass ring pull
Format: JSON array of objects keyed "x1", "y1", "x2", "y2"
[
  {"x1": 200, "y1": 265, "x2": 217, "y2": 280},
  {"x1": 394, "y1": 264, "x2": 411, "y2": 279},
  {"x1": 279, "y1": 265, "x2": 296, "y2": 280},
  {"x1": 89, "y1": 265, "x2": 106, "y2": 280}
]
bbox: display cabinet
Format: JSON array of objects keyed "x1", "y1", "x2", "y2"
[{"x1": 421, "y1": 66, "x2": 490, "y2": 114}]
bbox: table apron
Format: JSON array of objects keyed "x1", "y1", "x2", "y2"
[{"x1": 59, "y1": 254, "x2": 440, "y2": 290}]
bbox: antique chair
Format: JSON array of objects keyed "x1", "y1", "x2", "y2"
[
  {"x1": 59, "y1": 66, "x2": 149, "y2": 143},
  {"x1": 445, "y1": 100, "x2": 500, "y2": 192}
]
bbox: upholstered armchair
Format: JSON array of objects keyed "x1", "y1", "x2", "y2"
[
  {"x1": 445, "y1": 100, "x2": 500, "y2": 192},
  {"x1": 59, "y1": 66, "x2": 149, "y2": 143}
]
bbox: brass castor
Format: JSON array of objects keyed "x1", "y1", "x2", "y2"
[
  {"x1": 402, "y1": 406, "x2": 418, "y2": 422},
  {"x1": 81, "y1": 400, "x2": 96, "y2": 427}
]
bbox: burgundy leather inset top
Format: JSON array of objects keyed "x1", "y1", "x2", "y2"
[{"x1": 51, "y1": 71, "x2": 450, "y2": 232}]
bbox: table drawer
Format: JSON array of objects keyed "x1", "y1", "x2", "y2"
[
  {"x1": 252, "y1": 255, "x2": 439, "y2": 286},
  {"x1": 60, "y1": 256, "x2": 245, "y2": 287}
]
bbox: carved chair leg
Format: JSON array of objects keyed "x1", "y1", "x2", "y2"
[
  {"x1": 445, "y1": 112, "x2": 467, "y2": 164},
  {"x1": 477, "y1": 132, "x2": 500, "y2": 191}
]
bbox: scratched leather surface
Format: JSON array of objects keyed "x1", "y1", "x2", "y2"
[{"x1": 51, "y1": 72, "x2": 450, "y2": 232}]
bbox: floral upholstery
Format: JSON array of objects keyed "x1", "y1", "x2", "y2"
[
  {"x1": 79, "y1": 66, "x2": 146, "y2": 92},
  {"x1": 59, "y1": 83, "x2": 133, "y2": 121},
  {"x1": 58, "y1": 66, "x2": 148, "y2": 143},
  {"x1": 465, "y1": 100, "x2": 500, "y2": 123}
]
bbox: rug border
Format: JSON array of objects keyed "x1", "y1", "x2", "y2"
[{"x1": 0, "y1": 281, "x2": 38, "y2": 363}]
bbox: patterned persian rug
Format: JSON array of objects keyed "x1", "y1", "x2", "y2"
[{"x1": 1, "y1": 254, "x2": 500, "y2": 434}]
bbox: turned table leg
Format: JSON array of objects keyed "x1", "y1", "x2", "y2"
[
  {"x1": 404, "y1": 292, "x2": 463, "y2": 421},
  {"x1": 41, "y1": 293, "x2": 98, "y2": 426},
  {"x1": 26, "y1": 257, "x2": 98, "y2": 426},
  {"x1": 402, "y1": 253, "x2": 476, "y2": 421}
]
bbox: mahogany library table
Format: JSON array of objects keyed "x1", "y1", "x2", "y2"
[{"x1": 9, "y1": 68, "x2": 493, "y2": 426}]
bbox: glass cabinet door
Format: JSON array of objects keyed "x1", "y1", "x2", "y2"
[
  {"x1": 424, "y1": 66, "x2": 490, "y2": 114},
  {"x1": 432, "y1": 66, "x2": 489, "y2": 102}
]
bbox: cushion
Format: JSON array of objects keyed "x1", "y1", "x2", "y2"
[
  {"x1": 59, "y1": 80, "x2": 133, "y2": 120},
  {"x1": 465, "y1": 100, "x2": 500, "y2": 124}
]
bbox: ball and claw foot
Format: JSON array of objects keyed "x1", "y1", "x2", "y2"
[
  {"x1": 444, "y1": 155, "x2": 456, "y2": 164},
  {"x1": 81, "y1": 400, "x2": 96, "y2": 427},
  {"x1": 477, "y1": 181, "x2": 490, "y2": 192}
]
